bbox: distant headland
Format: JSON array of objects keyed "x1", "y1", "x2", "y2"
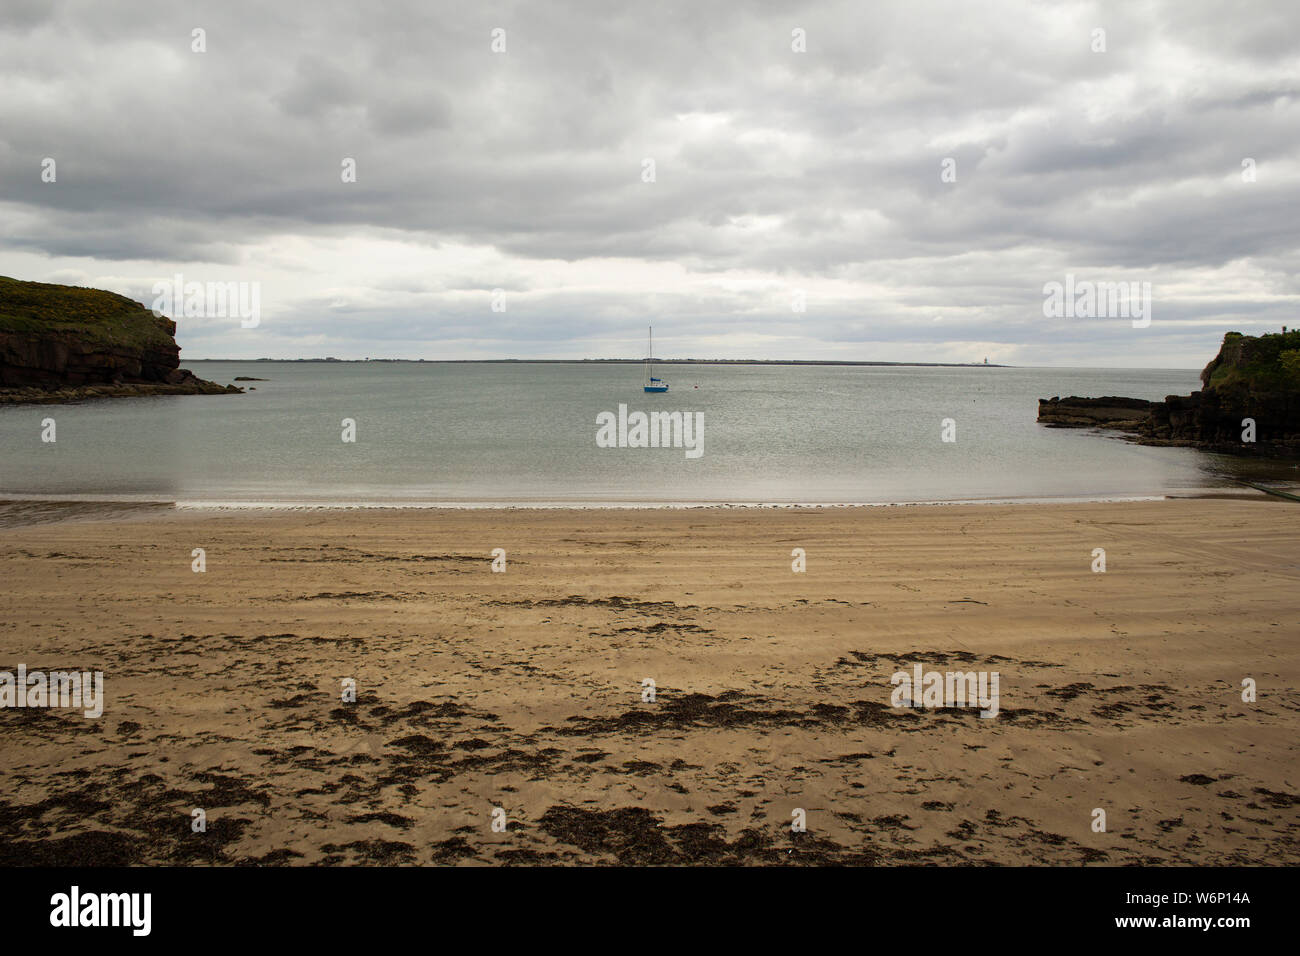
[{"x1": 0, "y1": 277, "x2": 240, "y2": 404}]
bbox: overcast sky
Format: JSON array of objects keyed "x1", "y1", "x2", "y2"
[{"x1": 1, "y1": 0, "x2": 1297, "y2": 366}]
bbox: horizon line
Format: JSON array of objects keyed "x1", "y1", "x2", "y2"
[{"x1": 179, "y1": 357, "x2": 1205, "y2": 370}]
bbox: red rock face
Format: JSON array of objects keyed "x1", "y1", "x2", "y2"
[{"x1": 0, "y1": 329, "x2": 181, "y2": 387}]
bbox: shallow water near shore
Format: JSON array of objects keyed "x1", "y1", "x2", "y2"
[{"x1": 0, "y1": 361, "x2": 1297, "y2": 509}]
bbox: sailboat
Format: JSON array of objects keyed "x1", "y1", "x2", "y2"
[{"x1": 643, "y1": 325, "x2": 668, "y2": 392}]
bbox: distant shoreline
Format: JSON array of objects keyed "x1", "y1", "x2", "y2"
[{"x1": 184, "y1": 358, "x2": 1011, "y2": 367}]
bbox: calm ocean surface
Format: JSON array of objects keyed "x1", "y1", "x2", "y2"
[{"x1": 1, "y1": 362, "x2": 1296, "y2": 509}]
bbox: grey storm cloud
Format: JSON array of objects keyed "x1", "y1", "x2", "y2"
[{"x1": 0, "y1": 0, "x2": 1297, "y2": 364}]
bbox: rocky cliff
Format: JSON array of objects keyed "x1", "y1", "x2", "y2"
[
  {"x1": 1038, "y1": 331, "x2": 1300, "y2": 455},
  {"x1": 0, "y1": 276, "x2": 240, "y2": 402}
]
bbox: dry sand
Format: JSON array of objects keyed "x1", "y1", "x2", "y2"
[{"x1": 1, "y1": 498, "x2": 1297, "y2": 865}]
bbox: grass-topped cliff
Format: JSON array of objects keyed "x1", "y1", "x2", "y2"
[
  {"x1": 1202, "y1": 330, "x2": 1300, "y2": 390},
  {"x1": 1040, "y1": 329, "x2": 1300, "y2": 455},
  {"x1": 0, "y1": 276, "x2": 239, "y2": 400},
  {"x1": 0, "y1": 276, "x2": 178, "y2": 356}
]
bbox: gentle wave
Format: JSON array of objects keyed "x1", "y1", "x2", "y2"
[{"x1": 3, "y1": 491, "x2": 1253, "y2": 528}]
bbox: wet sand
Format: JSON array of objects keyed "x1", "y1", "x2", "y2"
[{"x1": 1, "y1": 498, "x2": 1297, "y2": 865}]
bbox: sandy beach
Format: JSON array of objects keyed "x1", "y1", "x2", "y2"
[{"x1": 1, "y1": 498, "x2": 1297, "y2": 865}]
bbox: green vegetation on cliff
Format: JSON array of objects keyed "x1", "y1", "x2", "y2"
[
  {"x1": 1040, "y1": 329, "x2": 1300, "y2": 454},
  {"x1": 1204, "y1": 330, "x2": 1300, "y2": 390},
  {"x1": 0, "y1": 275, "x2": 176, "y2": 354},
  {"x1": 0, "y1": 275, "x2": 241, "y2": 397}
]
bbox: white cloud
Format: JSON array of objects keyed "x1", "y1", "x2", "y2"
[{"x1": 0, "y1": 0, "x2": 1297, "y2": 366}]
